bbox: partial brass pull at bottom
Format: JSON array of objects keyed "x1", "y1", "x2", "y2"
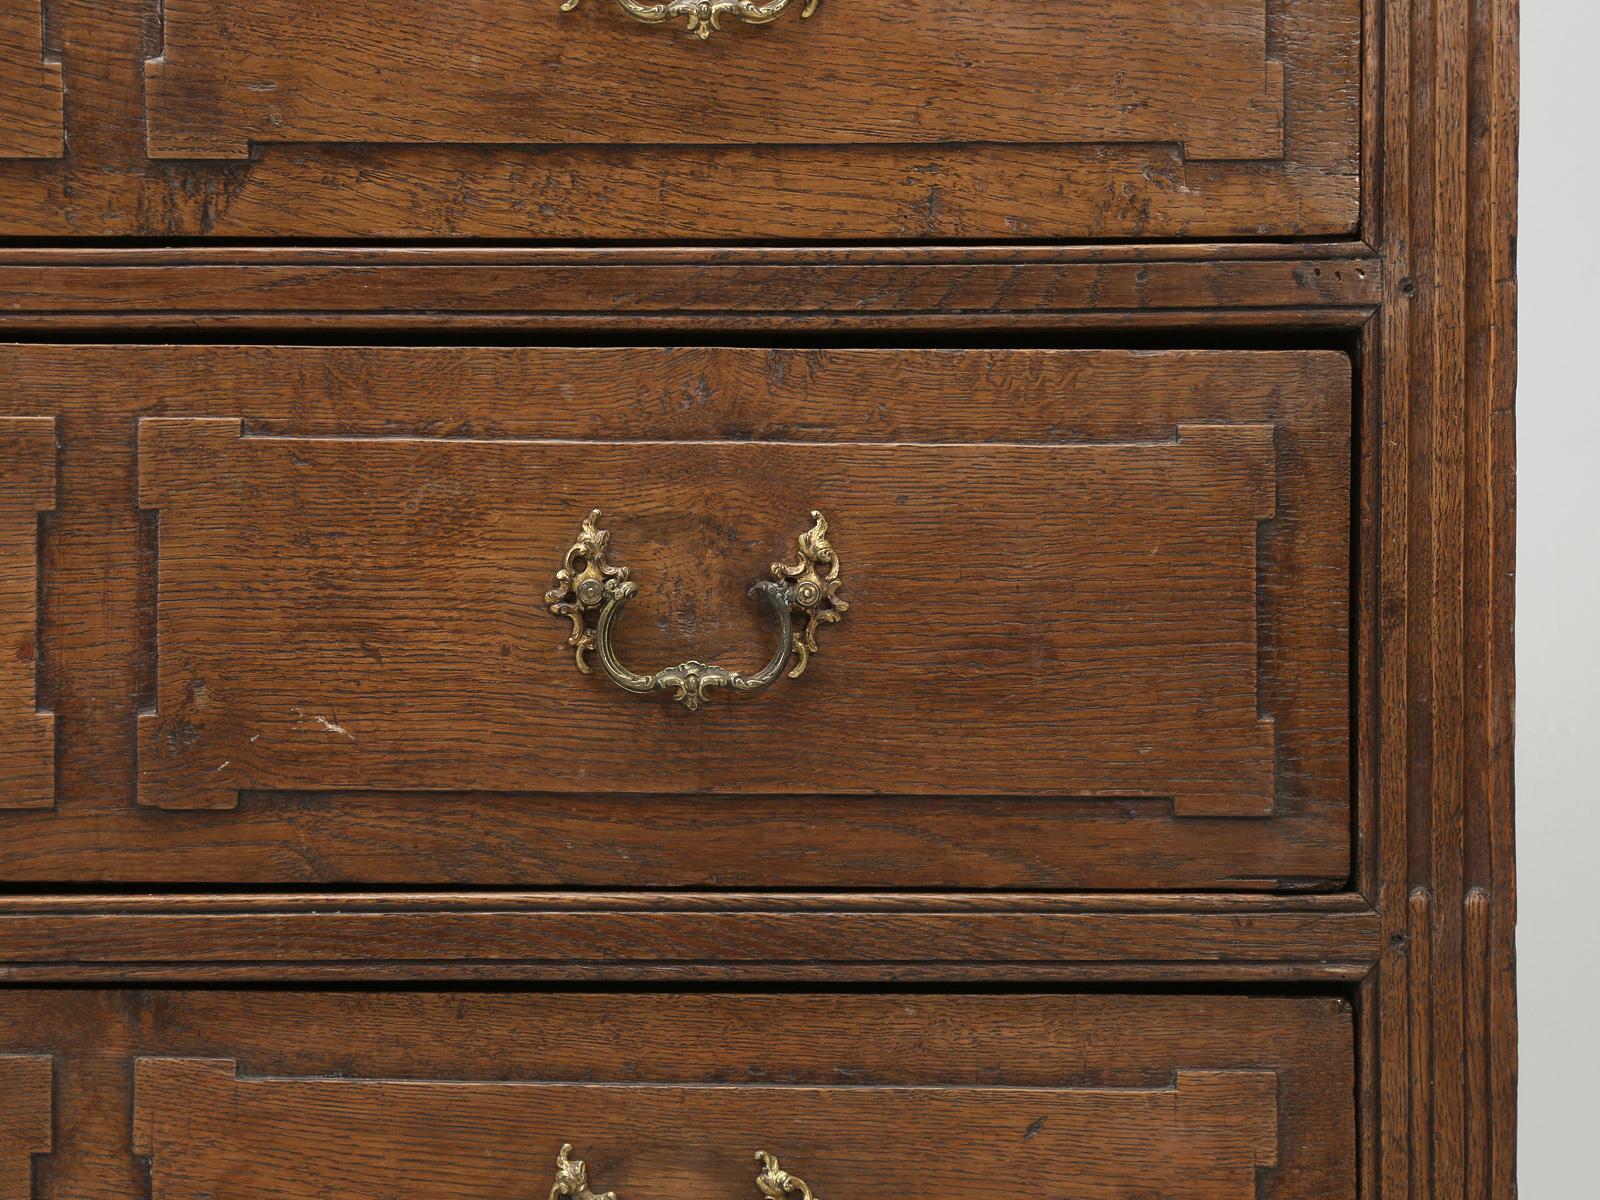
[
  {"x1": 545, "y1": 509, "x2": 848, "y2": 711},
  {"x1": 558, "y1": 0, "x2": 822, "y2": 42},
  {"x1": 551, "y1": 1145, "x2": 819, "y2": 1200}
]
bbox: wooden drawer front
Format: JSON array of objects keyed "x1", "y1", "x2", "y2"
[
  {"x1": 4, "y1": 990, "x2": 1354, "y2": 1200},
  {"x1": 0, "y1": 0, "x2": 1356, "y2": 238},
  {"x1": 2, "y1": 345, "x2": 1348, "y2": 889}
]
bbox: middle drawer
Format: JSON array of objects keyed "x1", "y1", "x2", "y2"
[{"x1": 4, "y1": 344, "x2": 1351, "y2": 889}]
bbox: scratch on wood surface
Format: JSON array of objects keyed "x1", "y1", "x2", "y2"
[
  {"x1": 291, "y1": 708, "x2": 356, "y2": 740},
  {"x1": 313, "y1": 715, "x2": 355, "y2": 740}
]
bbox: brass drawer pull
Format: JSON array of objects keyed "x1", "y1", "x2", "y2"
[
  {"x1": 546, "y1": 509, "x2": 847, "y2": 711},
  {"x1": 755, "y1": 1151, "x2": 818, "y2": 1200},
  {"x1": 551, "y1": 1145, "x2": 819, "y2": 1200},
  {"x1": 558, "y1": 0, "x2": 820, "y2": 41}
]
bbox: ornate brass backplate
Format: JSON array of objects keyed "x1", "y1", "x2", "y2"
[
  {"x1": 754, "y1": 1151, "x2": 818, "y2": 1200},
  {"x1": 558, "y1": 0, "x2": 820, "y2": 41},
  {"x1": 550, "y1": 1146, "x2": 819, "y2": 1200},
  {"x1": 550, "y1": 1145, "x2": 617, "y2": 1200},
  {"x1": 545, "y1": 509, "x2": 847, "y2": 711}
]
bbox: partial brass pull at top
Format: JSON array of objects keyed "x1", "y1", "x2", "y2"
[
  {"x1": 550, "y1": 1145, "x2": 820, "y2": 1200},
  {"x1": 558, "y1": 0, "x2": 820, "y2": 41},
  {"x1": 545, "y1": 509, "x2": 848, "y2": 711}
]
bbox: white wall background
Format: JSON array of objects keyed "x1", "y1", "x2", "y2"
[{"x1": 1517, "y1": 3, "x2": 1600, "y2": 1193}]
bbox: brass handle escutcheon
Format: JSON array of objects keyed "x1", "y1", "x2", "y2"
[
  {"x1": 551, "y1": 1145, "x2": 819, "y2": 1200},
  {"x1": 545, "y1": 509, "x2": 847, "y2": 711},
  {"x1": 558, "y1": 0, "x2": 820, "y2": 41}
]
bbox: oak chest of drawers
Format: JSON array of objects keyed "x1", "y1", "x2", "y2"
[{"x1": 0, "y1": 3, "x2": 1516, "y2": 1199}]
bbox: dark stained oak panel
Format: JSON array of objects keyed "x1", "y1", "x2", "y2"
[
  {"x1": 0, "y1": 346, "x2": 1349, "y2": 889},
  {"x1": 3, "y1": 990, "x2": 1354, "y2": 1200},
  {"x1": 135, "y1": 1060, "x2": 1280, "y2": 1200},
  {"x1": 0, "y1": 2, "x2": 62, "y2": 158},
  {"x1": 136, "y1": 421, "x2": 1279, "y2": 815},
  {"x1": 0, "y1": 417, "x2": 54, "y2": 810},
  {"x1": 0, "y1": 0, "x2": 1357, "y2": 238}
]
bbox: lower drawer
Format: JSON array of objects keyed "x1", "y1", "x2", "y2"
[{"x1": 2, "y1": 990, "x2": 1354, "y2": 1199}]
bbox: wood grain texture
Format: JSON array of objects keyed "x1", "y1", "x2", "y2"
[
  {"x1": 0, "y1": 346, "x2": 1349, "y2": 889},
  {"x1": 0, "y1": 243, "x2": 1375, "y2": 265},
  {"x1": 0, "y1": 905, "x2": 1381, "y2": 980},
  {"x1": 0, "y1": 1056, "x2": 51, "y2": 1200},
  {"x1": 0, "y1": 417, "x2": 55, "y2": 809},
  {"x1": 0, "y1": 253, "x2": 1381, "y2": 327},
  {"x1": 2, "y1": 990, "x2": 1354, "y2": 1200},
  {"x1": 0, "y1": 886, "x2": 1383, "y2": 982},
  {"x1": 0, "y1": 0, "x2": 1356, "y2": 238},
  {"x1": 0, "y1": 2, "x2": 62, "y2": 158},
  {"x1": 0, "y1": 889, "x2": 1377, "y2": 911},
  {"x1": 134, "y1": 1059, "x2": 1280, "y2": 1200},
  {"x1": 1370, "y1": 0, "x2": 1519, "y2": 1196},
  {"x1": 136, "y1": 421, "x2": 1279, "y2": 814}
]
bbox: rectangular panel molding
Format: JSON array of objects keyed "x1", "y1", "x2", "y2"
[
  {"x1": 144, "y1": 0, "x2": 1285, "y2": 160},
  {"x1": 134, "y1": 1057, "x2": 1279, "y2": 1200},
  {"x1": 135, "y1": 417, "x2": 1279, "y2": 815},
  {"x1": 0, "y1": 416, "x2": 55, "y2": 809},
  {"x1": 0, "y1": 2, "x2": 63, "y2": 158}
]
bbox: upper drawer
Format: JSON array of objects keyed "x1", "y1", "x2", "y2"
[
  {"x1": 1, "y1": 345, "x2": 1350, "y2": 889},
  {"x1": 0, "y1": 0, "x2": 1360, "y2": 239}
]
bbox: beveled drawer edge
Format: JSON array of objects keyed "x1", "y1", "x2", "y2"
[
  {"x1": 0, "y1": 252, "x2": 1383, "y2": 328},
  {"x1": 0, "y1": 899, "x2": 1383, "y2": 984},
  {"x1": 0, "y1": 241, "x2": 1380, "y2": 265},
  {"x1": 0, "y1": 890, "x2": 1379, "y2": 913}
]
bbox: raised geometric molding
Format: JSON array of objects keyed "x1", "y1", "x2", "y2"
[
  {"x1": 133, "y1": 1057, "x2": 1278, "y2": 1200},
  {"x1": 0, "y1": 2, "x2": 63, "y2": 158},
  {"x1": 143, "y1": 0, "x2": 1284, "y2": 162},
  {"x1": 0, "y1": 417, "x2": 55, "y2": 809},
  {"x1": 0, "y1": 1056, "x2": 51, "y2": 1200},
  {"x1": 135, "y1": 417, "x2": 1279, "y2": 815}
]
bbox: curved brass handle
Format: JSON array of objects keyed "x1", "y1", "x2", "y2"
[
  {"x1": 551, "y1": 1145, "x2": 819, "y2": 1200},
  {"x1": 546, "y1": 509, "x2": 847, "y2": 711},
  {"x1": 558, "y1": 0, "x2": 820, "y2": 41}
]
